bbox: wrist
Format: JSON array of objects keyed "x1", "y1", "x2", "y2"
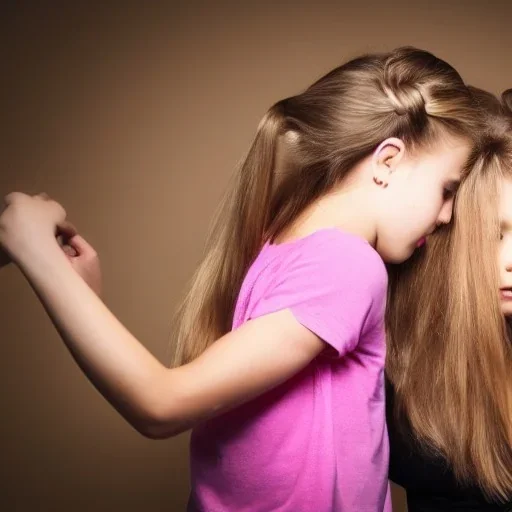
[{"x1": 14, "y1": 239, "x2": 68, "y2": 275}]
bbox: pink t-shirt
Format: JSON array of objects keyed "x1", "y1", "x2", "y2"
[{"x1": 188, "y1": 229, "x2": 391, "y2": 512}]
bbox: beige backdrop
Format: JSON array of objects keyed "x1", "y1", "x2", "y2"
[{"x1": 1, "y1": 2, "x2": 511, "y2": 511}]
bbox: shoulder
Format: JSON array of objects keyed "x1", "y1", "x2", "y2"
[{"x1": 286, "y1": 229, "x2": 387, "y2": 296}]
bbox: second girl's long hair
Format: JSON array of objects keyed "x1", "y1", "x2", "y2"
[{"x1": 386, "y1": 89, "x2": 512, "y2": 501}]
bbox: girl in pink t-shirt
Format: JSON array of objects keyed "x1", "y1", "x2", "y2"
[{"x1": 0, "y1": 47, "x2": 484, "y2": 511}]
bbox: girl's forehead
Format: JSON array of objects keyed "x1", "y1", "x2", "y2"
[
  {"x1": 500, "y1": 178, "x2": 512, "y2": 198},
  {"x1": 500, "y1": 179, "x2": 512, "y2": 223}
]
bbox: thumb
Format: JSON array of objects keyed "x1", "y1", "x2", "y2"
[{"x1": 67, "y1": 234, "x2": 97, "y2": 257}]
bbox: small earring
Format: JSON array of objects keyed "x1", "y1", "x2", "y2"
[{"x1": 373, "y1": 177, "x2": 388, "y2": 188}]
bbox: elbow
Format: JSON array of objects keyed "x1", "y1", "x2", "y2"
[
  {"x1": 137, "y1": 425, "x2": 173, "y2": 440},
  {"x1": 133, "y1": 369, "x2": 194, "y2": 439},
  {"x1": 137, "y1": 421, "x2": 181, "y2": 440},
  {"x1": 134, "y1": 405, "x2": 189, "y2": 440}
]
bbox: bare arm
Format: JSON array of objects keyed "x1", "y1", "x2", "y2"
[{"x1": 16, "y1": 244, "x2": 325, "y2": 439}]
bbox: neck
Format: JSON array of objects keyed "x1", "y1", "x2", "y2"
[{"x1": 277, "y1": 184, "x2": 377, "y2": 246}]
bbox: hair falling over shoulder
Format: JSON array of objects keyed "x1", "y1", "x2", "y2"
[
  {"x1": 386, "y1": 88, "x2": 512, "y2": 502},
  {"x1": 171, "y1": 47, "x2": 482, "y2": 369}
]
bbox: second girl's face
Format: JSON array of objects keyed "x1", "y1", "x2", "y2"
[
  {"x1": 376, "y1": 136, "x2": 472, "y2": 263},
  {"x1": 498, "y1": 178, "x2": 512, "y2": 316}
]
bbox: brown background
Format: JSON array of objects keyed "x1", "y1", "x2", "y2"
[{"x1": 1, "y1": 2, "x2": 511, "y2": 511}]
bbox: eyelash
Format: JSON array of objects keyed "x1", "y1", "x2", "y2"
[{"x1": 443, "y1": 188, "x2": 455, "y2": 200}]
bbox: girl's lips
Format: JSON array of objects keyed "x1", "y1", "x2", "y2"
[
  {"x1": 500, "y1": 288, "x2": 512, "y2": 300},
  {"x1": 416, "y1": 237, "x2": 426, "y2": 248}
]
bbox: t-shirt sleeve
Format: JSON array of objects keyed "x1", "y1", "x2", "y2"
[{"x1": 250, "y1": 233, "x2": 387, "y2": 357}]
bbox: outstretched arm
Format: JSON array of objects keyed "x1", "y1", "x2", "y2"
[
  {"x1": 1, "y1": 192, "x2": 329, "y2": 439},
  {"x1": 16, "y1": 242, "x2": 324, "y2": 439}
]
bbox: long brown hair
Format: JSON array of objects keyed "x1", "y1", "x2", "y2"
[
  {"x1": 172, "y1": 47, "x2": 482, "y2": 367},
  {"x1": 386, "y1": 88, "x2": 512, "y2": 501}
]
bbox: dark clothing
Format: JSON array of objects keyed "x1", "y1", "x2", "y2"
[{"x1": 386, "y1": 378, "x2": 512, "y2": 511}]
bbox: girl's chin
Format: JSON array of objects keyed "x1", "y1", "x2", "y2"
[{"x1": 501, "y1": 306, "x2": 512, "y2": 317}]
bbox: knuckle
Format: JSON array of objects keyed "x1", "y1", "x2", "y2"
[{"x1": 4, "y1": 191, "x2": 23, "y2": 204}]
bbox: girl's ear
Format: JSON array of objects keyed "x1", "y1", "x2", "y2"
[{"x1": 372, "y1": 138, "x2": 406, "y2": 186}]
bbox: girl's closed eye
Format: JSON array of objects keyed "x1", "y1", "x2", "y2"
[
  {"x1": 443, "y1": 188, "x2": 454, "y2": 200},
  {"x1": 443, "y1": 182, "x2": 459, "y2": 200}
]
